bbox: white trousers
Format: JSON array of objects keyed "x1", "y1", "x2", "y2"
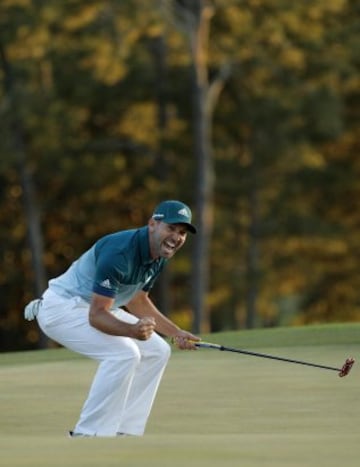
[{"x1": 37, "y1": 289, "x2": 171, "y2": 437}]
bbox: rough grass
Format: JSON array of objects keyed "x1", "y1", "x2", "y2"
[{"x1": 0, "y1": 323, "x2": 359, "y2": 467}]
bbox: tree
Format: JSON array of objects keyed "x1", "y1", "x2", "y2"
[
  {"x1": 0, "y1": 0, "x2": 359, "y2": 350},
  {"x1": 0, "y1": 5, "x2": 50, "y2": 347},
  {"x1": 163, "y1": 0, "x2": 229, "y2": 332}
]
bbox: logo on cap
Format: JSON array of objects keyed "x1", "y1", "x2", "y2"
[{"x1": 178, "y1": 208, "x2": 188, "y2": 217}]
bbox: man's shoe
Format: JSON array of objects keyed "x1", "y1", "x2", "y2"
[{"x1": 68, "y1": 430, "x2": 93, "y2": 438}]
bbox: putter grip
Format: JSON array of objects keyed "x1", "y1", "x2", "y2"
[{"x1": 339, "y1": 357, "x2": 355, "y2": 377}]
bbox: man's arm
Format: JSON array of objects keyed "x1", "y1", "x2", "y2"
[
  {"x1": 126, "y1": 291, "x2": 200, "y2": 349},
  {"x1": 89, "y1": 293, "x2": 155, "y2": 340}
]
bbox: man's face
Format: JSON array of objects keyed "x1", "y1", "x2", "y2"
[{"x1": 148, "y1": 220, "x2": 188, "y2": 259}]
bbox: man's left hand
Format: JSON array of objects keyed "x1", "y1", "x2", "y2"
[{"x1": 171, "y1": 331, "x2": 201, "y2": 350}]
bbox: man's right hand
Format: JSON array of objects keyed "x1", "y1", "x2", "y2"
[{"x1": 132, "y1": 317, "x2": 156, "y2": 340}]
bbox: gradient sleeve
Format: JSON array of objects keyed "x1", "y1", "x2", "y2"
[{"x1": 93, "y1": 253, "x2": 127, "y2": 298}]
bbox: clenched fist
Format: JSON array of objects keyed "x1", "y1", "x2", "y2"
[{"x1": 132, "y1": 317, "x2": 156, "y2": 340}]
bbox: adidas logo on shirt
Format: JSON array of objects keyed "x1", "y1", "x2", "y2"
[{"x1": 100, "y1": 279, "x2": 112, "y2": 289}]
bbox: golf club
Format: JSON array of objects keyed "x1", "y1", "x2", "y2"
[{"x1": 195, "y1": 342, "x2": 355, "y2": 377}]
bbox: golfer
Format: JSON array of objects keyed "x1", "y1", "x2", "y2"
[{"x1": 25, "y1": 200, "x2": 200, "y2": 437}]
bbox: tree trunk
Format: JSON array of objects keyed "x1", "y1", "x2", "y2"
[
  {"x1": 245, "y1": 155, "x2": 259, "y2": 329},
  {"x1": 0, "y1": 43, "x2": 48, "y2": 348},
  {"x1": 189, "y1": 1, "x2": 215, "y2": 333},
  {"x1": 191, "y1": 72, "x2": 213, "y2": 333},
  {"x1": 171, "y1": 0, "x2": 228, "y2": 333},
  {"x1": 149, "y1": 33, "x2": 172, "y2": 315}
]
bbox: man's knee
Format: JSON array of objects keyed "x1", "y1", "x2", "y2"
[{"x1": 151, "y1": 336, "x2": 171, "y2": 363}]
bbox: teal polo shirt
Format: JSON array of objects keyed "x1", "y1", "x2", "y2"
[{"x1": 48, "y1": 226, "x2": 166, "y2": 307}]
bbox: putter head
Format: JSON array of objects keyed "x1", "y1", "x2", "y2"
[{"x1": 339, "y1": 357, "x2": 355, "y2": 377}]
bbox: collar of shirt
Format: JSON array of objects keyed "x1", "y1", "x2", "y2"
[{"x1": 138, "y1": 226, "x2": 157, "y2": 266}]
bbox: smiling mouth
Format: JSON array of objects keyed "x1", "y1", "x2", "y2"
[{"x1": 163, "y1": 240, "x2": 177, "y2": 254}]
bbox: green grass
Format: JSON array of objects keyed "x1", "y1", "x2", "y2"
[{"x1": 0, "y1": 323, "x2": 359, "y2": 467}]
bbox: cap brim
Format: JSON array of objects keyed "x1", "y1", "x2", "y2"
[
  {"x1": 162, "y1": 218, "x2": 197, "y2": 234},
  {"x1": 184, "y1": 223, "x2": 197, "y2": 234}
]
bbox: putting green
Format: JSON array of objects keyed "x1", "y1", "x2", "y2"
[{"x1": 0, "y1": 324, "x2": 359, "y2": 467}]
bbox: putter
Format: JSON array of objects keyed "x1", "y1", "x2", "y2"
[{"x1": 195, "y1": 342, "x2": 355, "y2": 377}]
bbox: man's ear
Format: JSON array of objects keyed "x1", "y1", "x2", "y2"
[{"x1": 148, "y1": 218, "x2": 156, "y2": 231}]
